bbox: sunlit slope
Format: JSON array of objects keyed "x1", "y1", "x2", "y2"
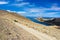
[
  {"x1": 0, "y1": 10, "x2": 40, "y2": 40},
  {"x1": 0, "y1": 10, "x2": 60, "y2": 40}
]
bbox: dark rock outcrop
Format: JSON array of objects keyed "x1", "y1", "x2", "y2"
[{"x1": 44, "y1": 18, "x2": 60, "y2": 26}]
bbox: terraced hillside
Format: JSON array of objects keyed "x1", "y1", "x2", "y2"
[{"x1": 0, "y1": 10, "x2": 60, "y2": 40}]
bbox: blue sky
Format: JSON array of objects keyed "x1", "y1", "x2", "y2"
[{"x1": 0, "y1": 0, "x2": 60, "y2": 17}]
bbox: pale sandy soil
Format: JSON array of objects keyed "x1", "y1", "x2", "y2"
[
  {"x1": 0, "y1": 18, "x2": 40, "y2": 40},
  {"x1": 14, "y1": 22, "x2": 57, "y2": 40},
  {"x1": 0, "y1": 10, "x2": 60, "y2": 40}
]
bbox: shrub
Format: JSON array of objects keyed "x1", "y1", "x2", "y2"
[{"x1": 14, "y1": 20, "x2": 18, "y2": 22}]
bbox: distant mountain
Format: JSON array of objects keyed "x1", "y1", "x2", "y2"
[{"x1": 37, "y1": 16, "x2": 60, "y2": 26}]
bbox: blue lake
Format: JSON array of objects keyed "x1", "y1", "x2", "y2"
[{"x1": 26, "y1": 17, "x2": 51, "y2": 26}]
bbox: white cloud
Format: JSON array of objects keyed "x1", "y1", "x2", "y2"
[
  {"x1": 7, "y1": 10, "x2": 16, "y2": 13},
  {"x1": 45, "y1": 12, "x2": 59, "y2": 17},
  {"x1": 51, "y1": 6, "x2": 60, "y2": 11},
  {"x1": 28, "y1": 3, "x2": 60, "y2": 12},
  {"x1": 25, "y1": 8, "x2": 45, "y2": 13},
  {"x1": 16, "y1": 11, "x2": 26, "y2": 16},
  {"x1": 15, "y1": 0, "x2": 23, "y2": 2},
  {"x1": 7, "y1": 3, "x2": 60, "y2": 17},
  {"x1": 47, "y1": 12, "x2": 57, "y2": 15},
  {"x1": 0, "y1": 1, "x2": 8, "y2": 4},
  {"x1": 25, "y1": 3, "x2": 60, "y2": 13},
  {"x1": 29, "y1": 8, "x2": 40, "y2": 12},
  {"x1": 11, "y1": 2, "x2": 35, "y2": 8},
  {"x1": 23, "y1": 3, "x2": 60, "y2": 17},
  {"x1": 16, "y1": 11, "x2": 26, "y2": 15},
  {"x1": 26, "y1": 13, "x2": 43, "y2": 17},
  {"x1": 7, "y1": 10, "x2": 26, "y2": 15},
  {"x1": 12, "y1": 2, "x2": 30, "y2": 7},
  {"x1": 46, "y1": 3, "x2": 60, "y2": 11}
]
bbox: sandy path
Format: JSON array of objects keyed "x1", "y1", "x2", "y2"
[{"x1": 13, "y1": 21, "x2": 57, "y2": 40}]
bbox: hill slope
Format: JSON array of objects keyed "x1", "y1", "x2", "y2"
[
  {"x1": 0, "y1": 10, "x2": 40, "y2": 40},
  {"x1": 0, "y1": 10, "x2": 60, "y2": 40}
]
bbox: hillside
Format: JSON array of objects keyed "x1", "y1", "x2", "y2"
[
  {"x1": 0, "y1": 10, "x2": 40, "y2": 40},
  {"x1": 0, "y1": 10, "x2": 60, "y2": 40}
]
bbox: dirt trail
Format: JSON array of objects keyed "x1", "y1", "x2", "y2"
[{"x1": 13, "y1": 21, "x2": 57, "y2": 40}]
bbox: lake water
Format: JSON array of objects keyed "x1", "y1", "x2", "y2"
[{"x1": 26, "y1": 17, "x2": 51, "y2": 26}]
